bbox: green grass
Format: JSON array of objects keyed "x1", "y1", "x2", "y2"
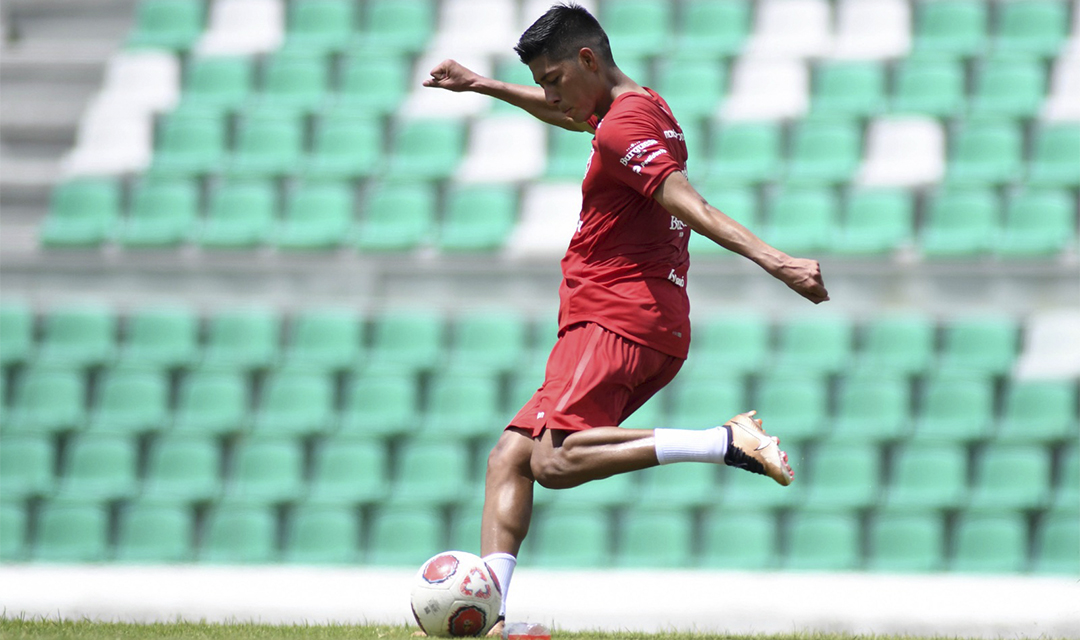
[{"x1": 0, "y1": 619, "x2": 990, "y2": 640}]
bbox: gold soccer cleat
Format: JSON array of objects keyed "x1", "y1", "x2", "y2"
[{"x1": 721, "y1": 410, "x2": 794, "y2": 486}]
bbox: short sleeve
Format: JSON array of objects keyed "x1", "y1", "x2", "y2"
[{"x1": 594, "y1": 98, "x2": 684, "y2": 198}]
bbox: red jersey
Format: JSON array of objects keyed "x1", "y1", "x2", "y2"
[{"x1": 557, "y1": 87, "x2": 691, "y2": 359}]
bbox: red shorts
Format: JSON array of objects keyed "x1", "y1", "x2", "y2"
[{"x1": 509, "y1": 322, "x2": 683, "y2": 437}]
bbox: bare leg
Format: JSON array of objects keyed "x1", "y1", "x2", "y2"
[
  {"x1": 481, "y1": 428, "x2": 537, "y2": 557},
  {"x1": 530, "y1": 426, "x2": 658, "y2": 489}
]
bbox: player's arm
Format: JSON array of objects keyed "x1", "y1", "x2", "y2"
[
  {"x1": 654, "y1": 171, "x2": 830, "y2": 304},
  {"x1": 424, "y1": 59, "x2": 594, "y2": 133}
]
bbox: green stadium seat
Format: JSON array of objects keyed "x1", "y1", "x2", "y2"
[
  {"x1": 423, "y1": 373, "x2": 502, "y2": 439},
  {"x1": 447, "y1": 503, "x2": 484, "y2": 556},
  {"x1": 854, "y1": 314, "x2": 936, "y2": 376},
  {"x1": 275, "y1": 181, "x2": 354, "y2": 251},
  {"x1": 55, "y1": 434, "x2": 139, "y2": 501},
  {"x1": 307, "y1": 438, "x2": 389, "y2": 505},
  {"x1": 118, "y1": 305, "x2": 200, "y2": 370},
  {"x1": 0, "y1": 301, "x2": 33, "y2": 366},
  {"x1": 148, "y1": 111, "x2": 227, "y2": 177},
  {"x1": 706, "y1": 122, "x2": 782, "y2": 183},
  {"x1": 366, "y1": 507, "x2": 444, "y2": 566},
  {"x1": 810, "y1": 62, "x2": 886, "y2": 117},
  {"x1": 754, "y1": 374, "x2": 829, "y2": 443},
  {"x1": 283, "y1": 505, "x2": 361, "y2": 564},
  {"x1": 439, "y1": 185, "x2": 518, "y2": 253},
  {"x1": 391, "y1": 438, "x2": 473, "y2": 506},
  {"x1": 445, "y1": 309, "x2": 527, "y2": 374},
  {"x1": 252, "y1": 53, "x2": 331, "y2": 113},
  {"x1": 1034, "y1": 510, "x2": 1079, "y2": 575},
  {"x1": 86, "y1": 369, "x2": 169, "y2": 434},
  {"x1": 885, "y1": 443, "x2": 968, "y2": 509},
  {"x1": 334, "y1": 55, "x2": 410, "y2": 114},
  {"x1": 357, "y1": 0, "x2": 434, "y2": 54},
  {"x1": 674, "y1": 0, "x2": 750, "y2": 58},
  {"x1": 682, "y1": 312, "x2": 769, "y2": 377},
  {"x1": 281, "y1": 0, "x2": 356, "y2": 53},
  {"x1": 339, "y1": 373, "x2": 418, "y2": 439},
  {"x1": 603, "y1": 0, "x2": 671, "y2": 59},
  {"x1": 786, "y1": 119, "x2": 863, "y2": 185},
  {"x1": 911, "y1": 0, "x2": 989, "y2": 57},
  {"x1": 784, "y1": 510, "x2": 861, "y2": 571},
  {"x1": 5, "y1": 366, "x2": 86, "y2": 434},
  {"x1": 668, "y1": 377, "x2": 746, "y2": 431},
  {"x1": 302, "y1": 114, "x2": 381, "y2": 180},
  {"x1": 173, "y1": 370, "x2": 249, "y2": 435},
  {"x1": 951, "y1": 513, "x2": 1028, "y2": 573},
  {"x1": 201, "y1": 306, "x2": 281, "y2": 371},
  {"x1": 0, "y1": 502, "x2": 28, "y2": 561},
  {"x1": 1027, "y1": 125, "x2": 1080, "y2": 188},
  {"x1": 227, "y1": 111, "x2": 305, "y2": 178},
  {"x1": 890, "y1": 58, "x2": 966, "y2": 117},
  {"x1": 0, "y1": 435, "x2": 55, "y2": 500},
  {"x1": 921, "y1": 188, "x2": 1000, "y2": 257},
  {"x1": 969, "y1": 444, "x2": 1051, "y2": 510},
  {"x1": 36, "y1": 303, "x2": 116, "y2": 368},
  {"x1": 835, "y1": 189, "x2": 914, "y2": 256},
  {"x1": 700, "y1": 509, "x2": 777, "y2": 569},
  {"x1": 635, "y1": 461, "x2": 721, "y2": 509},
  {"x1": 719, "y1": 442, "x2": 804, "y2": 509},
  {"x1": 969, "y1": 56, "x2": 1046, "y2": 118},
  {"x1": 866, "y1": 511, "x2": 944, "y2": 572},
  {"x1": 281, "y1": 307, "x2": 364, "y2": 373},
  {"x1": 33, "y1": 501, "x2": 110, "y2": 562},
  {"x1": 225, "y1": 437, "x2": 306, "y2": 505},
  {"x1": 945, "y1": 120, "x2": 1024, "y2": 186},
  {"x1": 538, "y1": 468, "x2": 636, "y2": 509},
  {"x1": 39, "y1": 178, "x2": 121, "y2": 248},
  {"x1": 118, "y1": 179, "x2": 199, "y2": 247},
  {"x1": 366, "y1": 309, "x2": 444, "y2": 374},
  {"x1": 387, "y1": 119, "x2": 466, "y2": 180},
  {"x1": 996, "y1": 379, "x2": 1076, "y2": 443},
  {"x1": 830, "y1": 376, "x2": 911, "y2": 443},
  {"x1": 355, "y1": 181, "x2": 436, "y2": 252},
  {"x1": 126, "y1": 0, "x2": 205, "y2": 51},
  {"x1": 771, "y1": 315, "x2": 853, "y2": 375},
  {"x1": 141, "y1": 434, "x2": 222, "y2": 503},
  {"x1": 994, "y1": 0, "x2": 1069, "y2": 56},
  {"x1": 938, "y1": 316, "x2": 1019, "y2": 376},
  {"x1": 251, "y1": 371, "x2": 335, "y2": 436},
  {"x1": 912, "y1": 375, "x2": 995, "y2": 442},
  {"x1": 996, "y1": 189, "x2": 1076, "y2": 258},
  {"x1": 179, "y1": 56, "x2": 255, "y2": 112},
  {"x1": 199, "y1": 180, "x2": 277, "y2": 249},
  {"x1": 200, "y1": 505, "x2": 278, "y2": 563},
  {"x1": 688, "y1": 183, "x2": 759, "y2": 257},
  {"x1": 1055, "y1": 444, "x2": 1078, "y2": 512},
  {"x1": 803, "y1": 441, "x2": 882, "y2": 509},
  {"x1": 115, "y1": 502, "x2": 194, "y2": 563},
  {"x1": 655, "y1": 59, "x2": 727, "y2": 119},
  {"x1": 615, "y1": 507, "x2": 694, "y2": 568},
  {"x1": 528, "y1": 506, "x2": 610, "y2": 568},
  {"x1": 545, "y1": 126, "x2": 594, "y2": 179},
  {"x1": 763, "y1": 187, "x2": 840, "y2": 255}
]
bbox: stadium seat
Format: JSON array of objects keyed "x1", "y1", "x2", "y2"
[
  {"x1": 387, "y1": 120, "x2": 466, "y2": 180},
  {"x1": 528, "y1": 506, "x2": 611, "y2": 568},
  {"x1": 251, "y1": 370, "x2": 335, "y2": 436},
  {"x1": 615, "y1": 507, "x2": 694, "y2": 568},
  {"x1": 668, "y1": 376, "x2": 746, "y2": 431},
  {"x1": 912, "y1": 375, "x2": 995, "y2": 442},
  {"x1": 784, "y1": 510, "x2": 861, "y2": 571},
  {"x1": 200, "y1": 505, "x2": 278, "y2": 563},
  {"x1": 1055, "y1": 444, "x2": 1078, "y2": 512},
  {"x1": 700, "y1": 509, "x2": 778, "y2": 569},
  {"x1": 951, "y1": 513, "x2": 1028, "y2": 573},
  {"x1": 199, "y1": 180, "x2": 277, "y2": 249},
  {"x1": 706, "y1": 122, "x2": 782, "y2": 183},
  {"x1": 1034, "y1": 510, "x2": 1080, "y2": 575},
  {"x1": 36, "y1": 303, "x2": 116, "y2": 368},
  {"x1": 141, "y1": 434, "x2": 223, "y2": 503},
  {"x1": 969, "y1": 444, "x2": 1051, "y2": 510},
  {"x1": 682, "y1": 313, "x2": 769, "y2": 378},
  {"x1": 0, "y1": 502, "x2": 28, "y2": 562},
  {"x1": 937, "y1": 316, "x2": 1019, "y2": 376},
  {"x1": 86, "y1": 368, "x2": 169, "y2": 434},
  {"x1": 365, "y1": 309, "x2": 444, "y2": 374},
  {"x1": 281, "y1": 0, "x2": 356, "y2": 53},
  {"x1": 771, "y1": 314, "x2": 853, "y2": 375},
  {"x1": 366, "y1": 507, "x2": 444, "y2": 566},
  {"x1": 115, "y1": 502, "x2": 195, "y2": 563},
  {"x1": 866, "y1": 511, "x2": 944, "y2": 572},
  {"x1": 763, "y1": 187, "x2": 840, "y2": 256},
  {"x1": 447, "y1": 503, "x2": 484, "y2": 556},
  {"x1": 655, "y1": 59, "x2": 727, "y2": 119},
  {"x1": 0, "y1": 300, "x2": 32, "y2": 367},
  {"x1": 281, "y1": 307, "x2": 363, "y2": 372},
  {"x1": 545, "y1": 126, "x2": 594, "y2": 179},
  {"x1": 275, "y1": 181, "x2": 354, "y2": 251},
  {"x1": 890, "y1": 58, "x2": 966, "y2": 117},
  {"x1": 854, "y1": 314, "x2": 935, "y2": 375},
  {"x1": 602, "y1": 0, "x2": 671, "y2": 59},
  {"x1": 179, "y1": 56, "x2": 255, "y2": 112},
  {"x1": 996, "y1": 189, "x2": 1076, "y2": 258},
  {"x1": 635, "y1": 461, "x2": 722, "y2": 509},
  {"x1": 201, "y1": 306, "x2": 281, "y2": 371},
  {"x1": 0, "y1": 435, "x2": 55, "y2": 500},
  {"x1": 302, "y1": 114, "x2": 381, "y2": 180},
  {"x1": 719, "y1": 442, "x2": 805, "y2": 509},
  {"x1": 945, "y1": 120, "x2": 1024, "y2": 186},
  {"x1": 921, "y1": 188, "x2": 1000, "y2": 257},
  {"x1": 391, "y1": 438, "x2": 474, "y2": 506},
  {"x1": 227, "y1": 437, "x2": 306, "y2": 505},
  {"x1": 253, "y1": 52, "x2": 331, "y2": 114},
  {"x1": 803, "y1": 441, "x2": 882, "y2": 509},
  {"x1": 339, "y1": 373, "x2": 418, "y2": 439},
  {"x1": 33, "y1": 501, "x2": 110, "y2": 562},
  {"x1": 785, "y1": 119, "x2": 863, "y2": 185},
  {"x1": 355, "y1": 181, "x2": 436, "y2": 253},
  {"x1": 830, "y1": 376, "x2": 911, "y2": 443},
  {"x1": 969, "y1": 56, "x2": 1046, "y2": 119},
  {"x1": 227, "y1": 111, "x2": 305, "y2": 177},
  {"x1": 118, "y1": 305, "x2": 200, "y2": 370},
  {"x1": 422, "y1": 374, "x2": 501, "y2": 439},
  {"x1": 307, "y1": 438, "x2": 389, "y2": 505},
  {"x1": 55, "y1": 434, "x2": 139, "y2": 501},
  {"x1": 173, "y1": 370, "x2": 249, "y2": 435},
  {"x1": 831, "y1": 0, "x2": 912, "y2": 60},
  {"x1": 674, "y1": 0, "x2": 751, "y2": 58},
  {"x1": 810, "y1": 62, "x2": 886, "y2": 117},
  {"x1": 438, "y1": 185, "x2": 518, "y2": 254},
  {"x1": 148, "y1": 110, "x2": 226, "y2": 177},
  {"x1": 911, "y1": 0, "x2": 989, "y2": 57},
  {"x1": 754, "y1": 374, "x2": 829, "y2": 443},
  {"x1": 127, "y1": 0, "x2": 206, "y2": 51},
  {"x1": 996, "y1": 379, "x2": 1076, "y2": 443},
  {"x1": 39, "y1": 178, "x2": 122, "y2": 248},
  {"x1": 5, "y1": 366, "x2": 86, "y2": 434},
  {"x1": 117, "y1": 178, "x2": 199, "y2": 247},
  {"x1": 1027, "y1": 125, "x2": 1080, "y2": 188},
  {"x1": 357, "y1": 0, "x2": 434, "y2": 54},
  {"x1": 885, "y1": 443, "x2": 968, "y2": 509},
  {"x1": 538, "y1": 467, "x2": 636, "y2": 509},
  {"x1": 334, "y1": 54, "x2": 410, "y2": 114},
  {"x1": 993, "y1": 0, "x2": 1069, "y2": 56},
  {"x1": 444, "y1": 309, "x2": 527, "y2": 374},
  {"x1": 283, "y1": 505, "x2": 361, "y2": 564},
  {"x1": 835, "y1": 189, "x2": 914, "y2": 256},
  {"x1": 746, "y1": 0, "x2": 833, "y2": 59},
  {"x1": 688, "y1": 183, "x2": 759, "y2": 256}
]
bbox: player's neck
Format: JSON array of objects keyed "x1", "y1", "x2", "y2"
[{"x1": 595, "y1": 66, "x2": 647, "y2": 118}]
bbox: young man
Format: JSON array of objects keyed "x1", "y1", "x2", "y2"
[{"x1": 424, "y1": 3, "x2": 829, "y2": 632}]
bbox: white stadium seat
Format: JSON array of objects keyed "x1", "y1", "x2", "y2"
[
  {"x1": 505, "y1": 181, "x2": 582, "y2": 259},
  {"x1": 434, "y1": 0, "x2": 520, "y2": 55},
  {"x1": 745, "y1": 0, "x2": 833, "y2": 58},
  {"x1": 197, "y1": 0, "x2": 283, "y2": 55},
  {"x1": 831, "y1": 0, "x2": 912, "y2": 60},
  {"x1": 61, "y1": 96, "x2": 153, "y2": 176},
  {"x1": 99, "y1": 50, "x2": 179, "y2": 113},
  {"x1": 856, "y1": 117, "x2": 945, "y2": 188},
  {"x1": 720, "y1": 57, "x2": 809, "y2": 121},
  {"x1": 403, "y1": 51, "x2": 494, "y2": 118},
  {"x1": 457, "y1": 114, "x2": 547, "y2": 183},
  {"x1": 1042, "y1": 52, "x2": 1080, "y2": 122}
]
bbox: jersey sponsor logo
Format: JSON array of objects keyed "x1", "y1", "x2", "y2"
[
  {"x1": 620, "y1": 139, "x2": 658, "y2": 167},
  {"x1": 669, "y1": 216, "x2": 687, "y2": 231},
  {"x1": 663, "y1": 129, "x2": 684, "y2": 141},
  {"x1": 667, "y1": 269, "x2": 685, "y2": 287}
]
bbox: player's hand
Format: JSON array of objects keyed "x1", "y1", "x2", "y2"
[
  {"x1": 773, "y1": 257, "x2": 830, "y2": 304},
  {"x1": 423, "y1": 59, "x2": 480, "y2": 92}
]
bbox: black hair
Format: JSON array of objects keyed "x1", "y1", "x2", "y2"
[{"x1": 514, "y1": 2, "x2": 615, "y2": 66}]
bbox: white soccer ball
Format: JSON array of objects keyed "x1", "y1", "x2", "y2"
[{"x1": 410, "y1": 550, "x2": 503, "y2": 637}]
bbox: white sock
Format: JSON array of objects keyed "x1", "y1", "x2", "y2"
[
  {"x1": 483, "y1": 552, "x2": 516, "y2": 618},
  {"x1": 653, "y1": 427, "x2": 729, "y2": 465}
]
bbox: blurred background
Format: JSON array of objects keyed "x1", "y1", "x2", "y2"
[{"x1": 0, "y1": 0, "x2": 1077, "y2": 582}]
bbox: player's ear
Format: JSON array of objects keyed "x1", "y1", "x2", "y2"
[{"x1": 578, "y1": 47, "x2": 599, "y2": 72}]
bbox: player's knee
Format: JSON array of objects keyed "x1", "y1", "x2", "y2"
[
  {"x1": 530, "y1": 448, "x2": 578, "y2": 490},
  {"x1": 486, "y1": 429, "x2": 534, "y2": 480}
]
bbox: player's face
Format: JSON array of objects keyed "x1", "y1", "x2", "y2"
[{"x1": 529, "y1": 52, "x2": 599, "y2": 123}]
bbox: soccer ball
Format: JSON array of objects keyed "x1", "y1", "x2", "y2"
[{"x1": 410, "y1": 551, "x2": 502, "y2": 637}]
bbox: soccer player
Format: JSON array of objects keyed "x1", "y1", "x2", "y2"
[{"x1": 424, "y1": 3, "x2": 829, "y2": 633}]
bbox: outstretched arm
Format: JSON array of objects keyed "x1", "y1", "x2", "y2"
[
  {"x1": 654, "y1": 171, "x2": 830, "y2": 304},
  {"x1": 424, "y1": 59, "x2": 594, "y2": 133}
]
